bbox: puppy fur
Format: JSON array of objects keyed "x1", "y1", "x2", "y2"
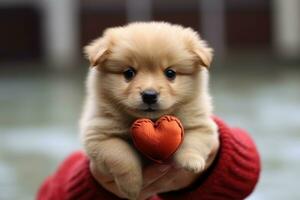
[{"x1": 80, "y1": 22, "x2": 218, "y2": 199}]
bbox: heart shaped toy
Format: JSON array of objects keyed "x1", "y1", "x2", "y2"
[{"x1": 131, "y1": 115, "x2": 184, "y2": 163}]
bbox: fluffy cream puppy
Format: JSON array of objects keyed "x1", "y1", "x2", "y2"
[{"x1": 80, "y1": 22, "x2": 218, "y2": 199}]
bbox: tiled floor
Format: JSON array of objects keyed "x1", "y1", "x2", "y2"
[{"x1": 0, "y1": 65, "x2": 300, "y2": 200}]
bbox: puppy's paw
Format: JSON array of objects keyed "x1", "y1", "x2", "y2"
[
  {"x1": 174, "y1": 151, "x2": 206, "y2": 173},
  {"x1": 114, "y1": 171, "x2": 142, "y2": 200}
]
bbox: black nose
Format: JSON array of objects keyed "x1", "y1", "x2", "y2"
[{"x1": 141, "y1": 89, "x2": 158, "y2": 104}]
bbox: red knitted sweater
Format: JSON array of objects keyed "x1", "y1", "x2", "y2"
[{"x1": 37, "y1": 117, "x2": 260, "y2": 200}]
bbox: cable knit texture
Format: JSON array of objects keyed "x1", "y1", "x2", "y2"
[{"x1": 37, "y1": 117, "x2": 260, "y2": 200}]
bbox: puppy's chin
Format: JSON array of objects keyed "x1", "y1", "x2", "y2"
[{"x1": 125, "y1": 107, "x2": 172, "y2": 120}]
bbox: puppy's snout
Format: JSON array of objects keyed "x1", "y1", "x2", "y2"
[{"x1": 141, "y1": 89, "x2": 159, "y2": 105}]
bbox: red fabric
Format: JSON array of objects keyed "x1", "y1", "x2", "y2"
[{"x1": 37, "y1": 118, "x2": 261, "y2": 200}]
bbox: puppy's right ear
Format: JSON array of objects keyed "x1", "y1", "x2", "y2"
[{"x1": 84, "y1": 37, "x2": 109, "y2": 67}]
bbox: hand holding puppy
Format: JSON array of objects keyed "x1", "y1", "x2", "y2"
[
  {"x1": 91, "y1": 115, "x2": 219, "y2": 200},
  {"x1": 90, "y1": 135, "x2": 219, "y2": 200}
]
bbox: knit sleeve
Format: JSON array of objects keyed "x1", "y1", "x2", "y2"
[
  {"x1": 37, "y1": 117, "x2": 260, "y2": 200},
  {"x1": 36, "y1": 151, "x2": 121, "y2": 200},
  {"x1": 159, "y1": 117, "x2": 261, "y2": 200}
]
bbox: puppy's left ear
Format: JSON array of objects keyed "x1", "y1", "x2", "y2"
[
  {"x1": 195, "y1": 49, "x2": 213, "y2": 69},
  {"x1": 193, "y1": 41, "x2": 214, "y2": 68},
  {"x1": 84, "y1": 37, "x2": 109, "y2": 67}
]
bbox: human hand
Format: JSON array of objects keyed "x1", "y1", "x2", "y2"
[{"x1": 90, "y1": 138, "x2": 219, "y2": 200}]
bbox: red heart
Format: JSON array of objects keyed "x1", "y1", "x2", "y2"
[{"x1": 131, "y1": 115, "x2": 184, "y2": 163}]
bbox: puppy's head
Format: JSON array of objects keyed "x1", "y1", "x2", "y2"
[{"x1": 84, "y1": 22, "x2": 213, "y2": 118}]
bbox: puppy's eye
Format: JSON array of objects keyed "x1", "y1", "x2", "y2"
[
  {"x1": 164, "y1": 68, "x2": 176, "y2": 80},
  {"x1": 123, "y1": 67, "x2": 136, "y2": 81}
]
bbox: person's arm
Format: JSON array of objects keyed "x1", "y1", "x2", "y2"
[
  {"x1": 37, "y1": 117, "x2": 260, "y2": 200},
  {"x1": 36, "y1": 151, "x2": 121, "y2": 200},
  {"x1": 159, "y1": 117, "x2": 261, "y2": 200}
]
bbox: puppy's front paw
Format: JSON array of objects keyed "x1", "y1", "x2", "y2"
[
  {"x1": 174, "y1": 151, "x2": 206, "y2": 173},
  {"x1": 114, "y1": 170, "x2": 142, "y2": 200}
]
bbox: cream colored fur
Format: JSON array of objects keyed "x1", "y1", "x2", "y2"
[{"x1": 80, "y1": 22, "x2": 218, "y2": 200}]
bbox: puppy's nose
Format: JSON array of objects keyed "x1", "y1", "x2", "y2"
[{"x1": 141, "y1": 89, "x2": 158, "y2": 105}]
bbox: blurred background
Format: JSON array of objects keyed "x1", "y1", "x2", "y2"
[{"x1": 0, "y1": 0, "x2": 299, "y2": 199}]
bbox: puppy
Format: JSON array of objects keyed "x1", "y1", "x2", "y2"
[{"x1": 80, "y1": 22, "x2": 218, "y2": 199}]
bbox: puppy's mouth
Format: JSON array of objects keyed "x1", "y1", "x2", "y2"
[
  {"x1": 144, "y1": 107, "x2": 156, "y2": 112},
  {"x1": 139, "y1": 103, "x2": 160, "y2": 112},
  {"x1": 126, "y1": 103, "x2": 172, "y2": 118},
  {"x1": 126, "y1": 102, "x2": 172, "y2": 117}
]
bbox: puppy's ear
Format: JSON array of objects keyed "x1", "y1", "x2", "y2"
[
  {"x1": 84, "y1": 37, "x2": 110, "y2": 67},
  {"x1": 193, "y1": 43, "x2": 213, "y2": 68},
  {"x1": 194, "y1": 47, "x2": 213, "y2": 68}
]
